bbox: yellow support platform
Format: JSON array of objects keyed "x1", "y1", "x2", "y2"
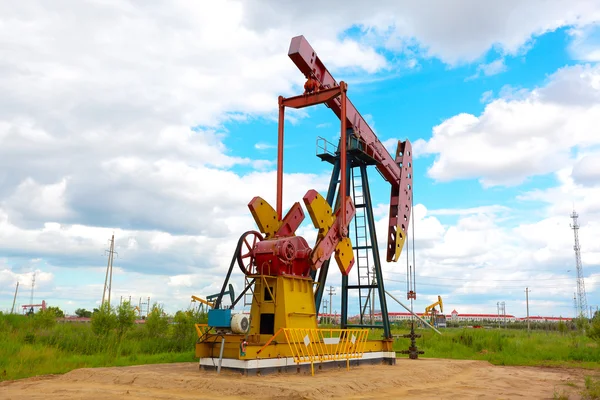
[{"x1": 195, "y1": 275, "x2": 395, "y2": 375}]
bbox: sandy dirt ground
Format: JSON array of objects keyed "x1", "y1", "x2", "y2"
[{"x1": 1, "y1": 359, "x2": 597, "y2": 399}]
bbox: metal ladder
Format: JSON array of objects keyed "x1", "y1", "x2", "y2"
[
  {"x1": 351, "y1": 167, "x2": 374, "y2": 325},
  {"x1": 243, "y1": 275, "x2": 254, "y2": 308}
]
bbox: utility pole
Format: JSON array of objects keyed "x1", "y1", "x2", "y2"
[
  {"x1": 102, "y1": 234, "x2": 118, "y2": 308},
  {"x1": 497, "y1": 302, "x2": 500, "y2": 329},
  {"x1": 30, "y1": 272, "x2": 36, "y2": 305},
  {"x1": 327, "y1": 286, "x2": 336, "y2": 325},
  {"x1": 525, "y1": 287, "x2": 530, "y2": 332},
  {"x1": 571, "y1": 209, "x2": 588, "y2": 318},
  {"x1": 10, "y1": 282, "x2": 19, "y2": 314},
  {"x1": 323, "y1": 299, "x2": 329, "y2": 324},
  {"x1": 371, "y1": 267, "x2": 376, "y2": 324},
  {"x1": 573, "y1": 293, "x2": 578, "y2": 319}
]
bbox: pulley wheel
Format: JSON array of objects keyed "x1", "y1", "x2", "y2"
[{"x1": 236, "y1": 230, "x2": 263, "y2": 275}]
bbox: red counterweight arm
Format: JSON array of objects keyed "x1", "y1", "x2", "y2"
[{"x1": 288, "y1": 35, "x2": 413, "y2": 262}]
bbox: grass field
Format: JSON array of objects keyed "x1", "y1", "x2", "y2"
[
  {"x1": 1, "y1": 312, "x2": 599, "y2": 383},
  {"x1": 0, "y1": 312, "x2": 198, "y2": 381},
  {"x1": 396, "y1": 326, "x2": 600, "y2": 369}
]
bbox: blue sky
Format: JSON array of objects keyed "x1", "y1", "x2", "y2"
[{"x1": 0, "y1": 1, "x2": 599, "y2": 319}]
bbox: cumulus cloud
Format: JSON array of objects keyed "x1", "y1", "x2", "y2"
[
  {"x1": 242, "y1": 0, "x2": 600, "y2": 65},
  {"x1": 1, "y1": 1, "x2": 599, "y2": 316},
  {"x1": 572, "y1": 154, "x2": 600, "y2": 187},
  {"x1": 417, "y1": 64, "x2": 600, "y2": 187},
  {"x1": 568, "y1": 23, "x2": 600, "y2": 61}
]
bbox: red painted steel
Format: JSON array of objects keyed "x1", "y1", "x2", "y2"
[
  {"x1": 281, "y1": 86, "x2": 342, "y2": 109},
  {"x1": 276, "y1": 96, "x2": 285, "y2": 220},
  {"x1": 288, "y1": 35, "x2": 413, "y2": 262},
  {"x1": 253, "y1": 235, "x2": 312, "y2": 277},
  {"x1": 304, "y1": 191, "x2": 356, "y2": 271},
  {"x1": 275, "y1": 202, "x2": 304, "y2": 237},
  {"x1": 340, "y1": 81, "x2": 348, "y2": 235}
]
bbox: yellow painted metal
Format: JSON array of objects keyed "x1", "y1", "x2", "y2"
[
  {"x1": 194, "y1": 274, "x2": 391, "y2": 374},
  {"x1": 392, "y1": 228, "x2": 406, "y2": 262},
  {"x1": 422, "y1": 295, "x2": 443, "y2": 324},
  {"x1": 191, "y1": 295, "x2": 214, "y2": 308},
  {"x1": 282, "y1": 328, "x2": 369, "y2": 375},
  {"x1": 194, "y1": 323, "x2": 209, "y2": 338},
  {"x1": 305, "y1": 190, "x2": 355, "y2": 274},
  {"x1": 248, "y1": 197, "x2": 281, "y2": 238},
  {"x1": 247, "y1": 275, "x2": 318, "y2": 337},
  {"x1": 334, "y1": 237, "x2": 354, "y2": 275},
  {"x1": 195, "y1": 332, "x2": 390, "y2": 360},
  {"x1": 303, "y1": 190, "x2": 334, "y2": 239}
]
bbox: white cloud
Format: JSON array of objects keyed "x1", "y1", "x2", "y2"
[
  {"x1": 1, "y1": 1, "x2": 600, "y2": 318},
  {"x1": 572, "y1": 153, "x2": 600, "y2": 186},
  {"x1": 417, "y1": 64, "x2": 600, "y2": 187},
  {"x1": 243, "y1": 0, "x2": 600, "y2": 65},
  {"x1": 568, "y1": 23, "x2": 600, "y2": 61},
  {"x1": 381, "y1": 138, "x2": 398, "y2": 155},
  {"x1": 428, "y1": 205, "x2": 511, "y2": 217},
  {"x1": 466, "y1": 59, "x2": 507, "y2": 80},
  {"x1": 480, "y1": 90, "x2": 494, "y2": 104},
  {"x1": 369, "y1": 200, "x2": 598, "y2": 317},
  {"x1": 254, "y1": 142, "x2": 276, "y2": 150},
  {"x1": 479, "y1": 59, "x2": 507, "y2": 76}
]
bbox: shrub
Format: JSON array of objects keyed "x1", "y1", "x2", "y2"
[
  {"x1": 115, "y1": 301, "x2": 137, "y2": 338},
  {"x1": 32, "y1": 309, "x2": 57, "y2": 329},
  {"x1": 91, "y1": 303, "x2": 117, "y2": 336},
  {"x1": 145, "y1": 303, "x2": 170, "y2": 338}
]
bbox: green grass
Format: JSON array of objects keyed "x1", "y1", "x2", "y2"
[
  {"x1": 2, "y1": 313, "x2": 600, "y2": 382},
  {"x1": 389, "y1": 327, "x2": 600, "y2": 369},
  {"x1": 583, "y1": 375, "x2": 600, "y2": 399},
  {"x1": 0, "y1": 312, "x2": 198, "y2": 381}
]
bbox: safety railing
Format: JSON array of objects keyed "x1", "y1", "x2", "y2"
[
  {"x1": 195, "y1": 323, "x2": 210, "y2": 338},
  {"x1": 316, "y1": 136, "x2": 336, "y2": 157},
  {"x1": 282, "y1": 328, "x2": 369, "y2": 375}
]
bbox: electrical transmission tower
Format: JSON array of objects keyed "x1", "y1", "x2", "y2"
[
  {"x1": 30, "y1": 272, "x2": 36, "y2": 305},
  {"x1": 327, "y1": 286, "x2": 336, "y2": 324},
  {"x1": 497, "y1": 301, "x2": 506, "y2": 328},
  {"x1": 570, "y1": 210, "x2": 588, "y2": 318}
]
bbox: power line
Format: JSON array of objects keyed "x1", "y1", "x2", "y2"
[
  {"x1": 385, "y1": 278, "x2": 579, "y2": 290},
  {"x1": 386, "y1": 272, "x2": 581, "y2": 282}
]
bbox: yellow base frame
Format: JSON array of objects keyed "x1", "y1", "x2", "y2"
[
  {"x1": 195, "y1": 330, "x2": 394, "y2": 376},
  {"x1": 196, "y1": 275, "x2": 395, "y2": 375},
  {"x1": 196, "y1": 332, "x2": 393, "y2": 360}
]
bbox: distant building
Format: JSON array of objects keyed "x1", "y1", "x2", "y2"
[{"x1": 350, "y1": 309, "x2": 573, "y2": 325}]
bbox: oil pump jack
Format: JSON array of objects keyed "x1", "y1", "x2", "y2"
[{"x1": 195, "y1": 35, "x2": 413, "y2": 375}]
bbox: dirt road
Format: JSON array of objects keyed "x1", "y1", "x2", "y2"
[{"x1": 0, "y1": 359, "x2": 595, "y2": 399}]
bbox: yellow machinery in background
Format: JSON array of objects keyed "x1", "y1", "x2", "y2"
[{"x1": 421, "y1": 295, "x2": 446, "y2": 328}]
